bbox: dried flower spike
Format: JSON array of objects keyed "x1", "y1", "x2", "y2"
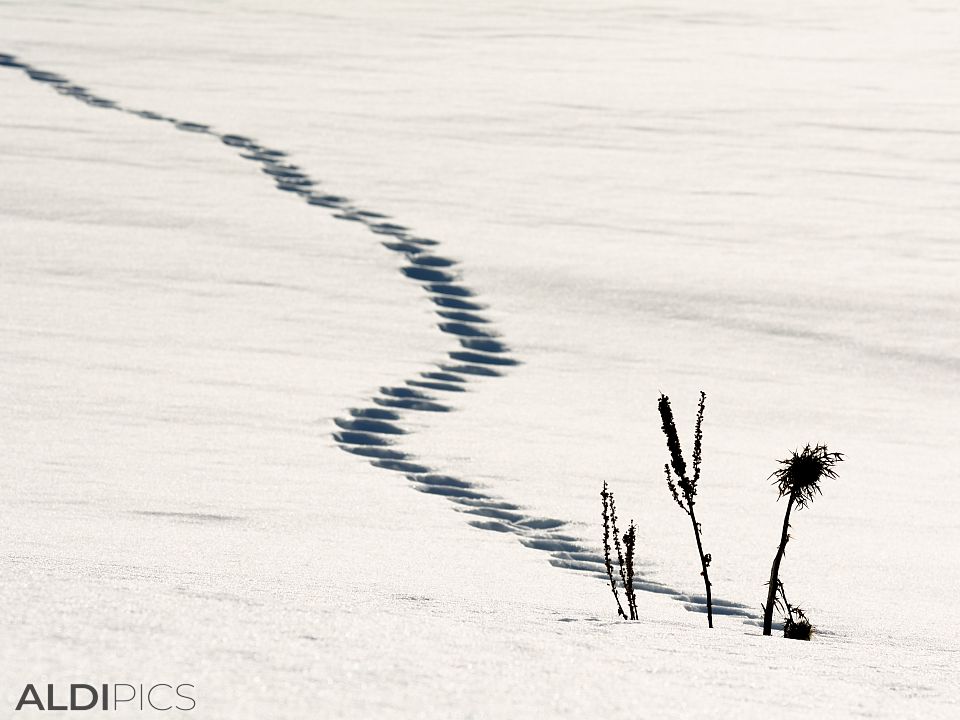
[{"x1": 658, "y1": 391, "x2": 713, "y2": 628}]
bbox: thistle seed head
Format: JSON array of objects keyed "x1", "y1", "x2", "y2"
[{"x1": 771, "y1": 443, "x2": 843, "y2": 509}]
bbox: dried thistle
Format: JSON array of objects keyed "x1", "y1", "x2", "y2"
[
  {"x1": 762, "y1": 444, "x2": 843, "y2": 636},
  {"x1": 771, "y1": 444, "x2": 843, "y2": 509},
  {"x1": 658, "y1": 392, "x2": 713, "y2": 628}
]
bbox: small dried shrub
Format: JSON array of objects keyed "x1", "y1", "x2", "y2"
[{"x1": 601, "y1": 482, "x2": 637, "y2": 620}]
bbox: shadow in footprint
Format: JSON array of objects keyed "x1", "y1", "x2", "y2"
[
  {"x1": 431, "y1": 296, "x2": 486, "y2": 311},
  {"x1": 406, "y1": 380, "x2": 466, "y2": 393},
  {"x1": 439, "y1": 322, "x2": 496, "y2": 338},
  {"x1": 308, "y1": 195, "x2": 349, "y2": 208},
  {"x1": 380, "y1": 386, "x2": 434, "y2": 400},
  {"x1": 402, "y1": 266, "x2": 456, "y2": 283},
  {"x1": 339, "y1": 445, "x2": 409, "y2": 460},
  {"x1": 410, "y1": 255, "x2": 457, "y2": 268},
  {"x1": 333, "y1": 431, "x2": 394, "y2": 447},
  {"x1": 221, "y1": 134, "x2": 256, "y2": 148},
  {"x1": 334, "y1": 418, "x2": 406, "y2": 435},
  {"x1": 175, "y1": 121, "x2": 212, "y2": 133},
  {"x1": 420, "y1": 371, "x2": 466, "y2": 383},
  {"x1": 459, "y1": 338, "x2": 509, "y2": 353},
  {"x1": 27, "y1": 69, "x2": 67, "y2": 83},
  {"x1": 427, "y1": 284, "x2": 474, "y2": 298},
  {"x1": 439, "y1": 363, "x2": 502, "y2": 377},
  {"x1": 374, "y1": 397, "x2": 451, "y2": 412},
  {"x1": 448, "y1": 351, "x2": 518, "y2": 366},
  {"x1": 383, "y1": 242, "x2": 426, "y2": 254},
  {"x1": 350, "y1": 407, "x2": 401, "y2": 421},
  {"x1": 373, "y1": 459, "x2": 431, "y2": 474},
  {"x1": 437, "y1": 310, "x2": 489, "y2": 324}
]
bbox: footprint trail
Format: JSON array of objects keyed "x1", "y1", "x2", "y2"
[{"x1": 1, "y1": 53, "x2": 756, "y2": 622}]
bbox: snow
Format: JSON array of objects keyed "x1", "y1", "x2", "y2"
[{"x1": 1, "y1": 1, "x2": 958, "y2": 717}]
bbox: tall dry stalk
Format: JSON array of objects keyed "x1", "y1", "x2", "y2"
[{"x1": 659, "y1": 391, "x2": 713, "y2": 628}]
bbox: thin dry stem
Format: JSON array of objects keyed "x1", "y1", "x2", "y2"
[{"x1": 601, "y1": 482, "x2": 626, "y2": 620}]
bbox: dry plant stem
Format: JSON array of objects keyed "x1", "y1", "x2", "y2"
[
  {"x1": 763, "y1": 493, "x2": 796, "y2": 635},
  {"x1": 659, "y1": 393, "x2": 713, "y2": 628},
  {"x1": 610, "y1": 493, "x2": 630, "y2": 600},
  {"x1": 687, "y1": 502, "x2": 713, "y2": 629},
  {"x1": 601, "y1": 483, "x2": 627, "y2": 620},
  {"x1": 624, "y1": 522, "x2": 638, "y2": 620},
  {"x1": 777, "y1": 581, "x2": 793, "y2": 625}
]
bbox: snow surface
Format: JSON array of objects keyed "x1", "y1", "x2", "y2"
[{"x1": 1, "y1": 1, "x2": 958, "y2": 717}]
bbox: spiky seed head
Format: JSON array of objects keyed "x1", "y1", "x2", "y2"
[
  {"x1": 771, "y1": 443, "x2": 843, "y2": 509},
  {"x1": 658, "y1": 394, "x2": 689, "y2": 488}
]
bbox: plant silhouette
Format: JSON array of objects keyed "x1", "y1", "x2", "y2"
[
  {"x1": 762, "y1": 444, "x2": 843, "y2": 636},
  {"x1": 774, "y1": 580, "x2": 814, "y2": 640},
  {"x1": 659, "y1": 392, "x2": 713, "y2": 628},
  {"x1": 601, "y1": 482, "x2": 638, "y2": 620}
]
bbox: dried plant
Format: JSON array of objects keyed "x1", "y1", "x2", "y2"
[
  {"x1": 762, "y1": 444, "x2": 843, "y2": 636},
  {"x1": 624, "y1": 521, "x2": 638, "y2": 621},
  {"x1": 601, "y1": 482, "x2": 626, "y2": 619},
  {"x1": 601, "y1": 482, "x2": 637, "y2": 620},
  {"x1": 774, "y1": 581, "x2": 814, "y2": 640},
  {"x1": 659, "y1": 392, "x2": 713, "y2": 628}
]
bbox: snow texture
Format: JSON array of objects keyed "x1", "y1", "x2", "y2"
[{"x1": 1, "y1": 1, "x2": 958, "y2": 717}]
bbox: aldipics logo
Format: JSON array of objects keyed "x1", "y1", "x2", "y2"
[{"x1": 14, "y1": 684, "x2": 196, "y2": 712}]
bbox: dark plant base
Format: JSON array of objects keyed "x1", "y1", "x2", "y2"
[{"x1": 783, "y1": 619, "x2": 813, "y2": 640}]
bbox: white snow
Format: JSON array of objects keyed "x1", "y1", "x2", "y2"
[{"x1": 1, "y1": 1, "x2": 958, "y2": 717}]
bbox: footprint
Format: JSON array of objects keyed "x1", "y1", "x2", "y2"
[
  {"x1": 410, "y1": 255, "x2": 457, "y2": 268},
  {"x1": 439, "y1": 363, "x2": 502, "y2": 377},
  {"x1": 27, "y1": 69, "x2": 67, "y2": 83},
  {"x1": 448, "y1": 351, "x2": 518, "y2": 366},
  {"x1": 436, "y1": 310, "x2": 489, "y2": 324},
  {"x1": 374, "y1": 397, "x2": 451, "y2": 412},
  {"x1": 221, "y1": 134, "x2": 256, "y2": 148},
  {"x1": 175, "y1": 121, "x2": 212, "y2": 133},
  {"x1": 373, "y1": 459, "x2": 431, "y2": 474},
  {"x1": 406, "y1": 379, "x2": 466, "y2": 393},
  {"x1": 333, "y1": 431, "x2": 394, "y2": 447},
  {"x1": 426, "y1": 283, "x2": 473, "y2": 297},
  {"x1": 402, "y1": 266, "x2": 456, "y2": 283},
  {"x1": 349, "y1": 407, "x2": 401, "y2": 421},
  {"x1": 439, "y1": 322, "x2": 495, "y2": 338},
  {"x1": 420, "y1": 371, "x2": 466, "y2": 383},
  {"x1": 334, "y1": 417, "x2": 406, "y2": 435},
  {"x1": 431, "y1": 296, "x2": 486, "y2": 311},
  {"x1": 459, "y1": 338, "x2": 509, "y2": 353},
  {"x1": 382, "y1": 242, "x2": 427, "y2": 254}
]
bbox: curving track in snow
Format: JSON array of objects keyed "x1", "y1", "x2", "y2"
[{"x1": 1, "y1": 52, "x2": 757, "y2": 623}]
